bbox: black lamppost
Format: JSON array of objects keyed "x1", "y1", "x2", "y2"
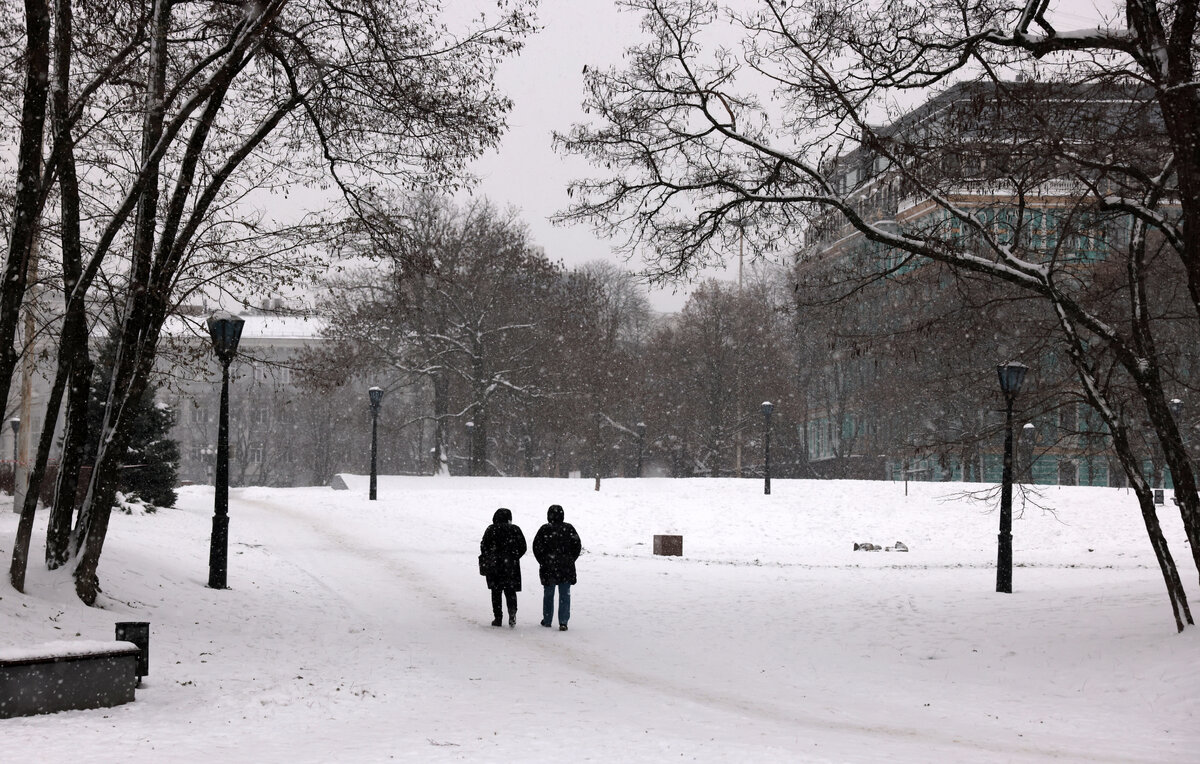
[
  {"x1": 761, "y1": 401, "x2": 774, "y2": 495},
  {"x1": 207, "y1": 310, "x2": 244, "y2": 590},
  {"x1": 636, "y1": 422, "x2": 646, "y2": 478},
  {"x1": 996, "y1": 361, "x2": 1028, "y2": 594},
  {"x1": 368, "y1": 386, "x2": 383, "y2": 500},
  {"x1": 9, "y1": 417, "x2": 19, "y2": 467}
]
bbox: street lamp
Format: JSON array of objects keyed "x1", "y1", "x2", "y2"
[
  {"x1": 368, "y1": 386, "x2": 383, "y2": 500},
  {"x1": 996, "y1": 361, "x2": 1028, "y2": 594},
  {"x1": 206, "y1": 310, "x2": 244, "y2": 590},
  {"x1": 761, "y1": 401, "x2": 774, "y2": 495},
  {"x1": 636, "y1": 422, "x2": 647, "y2": 478}
]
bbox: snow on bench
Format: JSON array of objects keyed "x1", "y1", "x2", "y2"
[{"x1": 0, "y1": 639, "x2": 142, "y2": 718}]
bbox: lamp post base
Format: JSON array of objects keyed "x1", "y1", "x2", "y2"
[{"x1": 208, "y1": 514, "x2": 229, "y2": 589}]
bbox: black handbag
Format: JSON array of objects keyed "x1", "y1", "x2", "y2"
[{"x1": 478, "y1": 554, "x2": 488, "y2": 576}]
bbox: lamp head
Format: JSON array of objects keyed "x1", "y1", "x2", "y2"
[
  {"x1": 997, "y1": 362, "x2": 1028, "y2": 398},
  {"x1": 207, "y1": 311, "x2": 245, "y2": 364},
  {"x1": 761, "y1": 401, "x2": 774, "y2": 417}
]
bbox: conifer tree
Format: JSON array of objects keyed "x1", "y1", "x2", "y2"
[{"x1": 86, "y1": 337, "x2": 179, "y2": 510}]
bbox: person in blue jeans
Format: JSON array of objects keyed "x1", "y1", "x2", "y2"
[{"x1": 532, "y1": 504, "x2": 581, "y2": 631}]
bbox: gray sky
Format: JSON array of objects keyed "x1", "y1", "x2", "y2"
[
  {"x1": 467, "y1": 1, "x2": 707, "y2": 312},
  {"x1": 462, "y1": 0, "x2": 1117, "y2": 313}
]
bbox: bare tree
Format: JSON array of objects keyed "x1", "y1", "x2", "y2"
[
  {"x1": 556, "y1": 0, "x2": 1199, "y2": 629},
  {"x1": 536, "y1": 263, "x2": 657, "y2": 479},
  {"x1": 4, "y1": 0, "x2": 536, "y2": 602},
  {"x1": 315, "y1": 196, "x2": 559, "y2": 476}
]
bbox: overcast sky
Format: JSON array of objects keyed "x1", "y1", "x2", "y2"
[
  {"x1": 461, "y1": 0, "x2": 1117, "y2": 313},
  {"x1": 466, "y1": 1, "x2": 707, "y2": 312}
]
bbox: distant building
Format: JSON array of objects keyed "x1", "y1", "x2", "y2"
[
  {"x1": 797, "y1": 80, "x2": 1169, "y2": 486},
  {"x1": 162, "y1": 306, "x2": 435, "y2": 487},
  {"x1": 159, "y1": 310, "x2": 326, "y2": 486}
]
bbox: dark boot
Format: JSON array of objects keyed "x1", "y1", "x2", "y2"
[
  {"x1": 509, "y1": 611, "x2": 516, "y2": 628},
  {"x1": 491, "y1": 613, "x2": 503, "y2": 627}
]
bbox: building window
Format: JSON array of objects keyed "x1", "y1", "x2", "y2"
[{"x1": 249, "y1": 444, "x2": 264, "y2": 464}]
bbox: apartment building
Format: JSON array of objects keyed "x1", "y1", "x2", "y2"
[{"x1": 795, "y1": 80, "x2": 1167, "y2": 485}]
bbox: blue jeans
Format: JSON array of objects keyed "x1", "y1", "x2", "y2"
[{"x1": 542, "y1": 583, "x2": 571, "y2": 626}]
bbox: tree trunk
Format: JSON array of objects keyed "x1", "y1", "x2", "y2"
[
  {"x1": 7, "y1": 228, "x2": 39, "y2": 591},
  {"x1": 1121, "y1": 201, "x2": 1200, "y2": 587},
  {"x1": 9, "y1": 368, "x2": 67, "y2": 590},
  {"x1": 0, "y1": 0, "x2": 51, "y2": 421},
  {"x1": 1052, "y1": 295, "x2": 1194, "y2": 631},
  {"x1": 71, "y1": 0, "x2": 171, "y2": 604},
  {"x1": 432, "y1": 373, "x2": 448, "y2": 474},
  {"x1": 1109, "y1": 424, "x2": 1193, "y2": 633},
  {"x1": 470, "y1": 345, "x2": 488, "y2": 476},
  {"x1": 1135, "y1": 372, "x2": 1200, "y2": 586},
  {"x1": 470, "y1": 406, "x2": 488, "y2": 476},
  {"x1": 1156, "y1": 62, "x2": 1200, "y2": 329},
  {"x1": 45, "y1": 0, "x2": 92, "y2": 569},
  {"x1": 46, "y1": 347, "x2": 92, "y2": 566},
  {"x1": 72, "y1": 336, "x2": 158, "y2": 603}
]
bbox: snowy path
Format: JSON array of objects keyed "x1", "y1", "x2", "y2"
[
  {"x1": 3, "y1": 477, "x2": 1198, "y2": 762},
  {"x1": 218, "y1": 487, "x2": 1195, "y2": 762}
]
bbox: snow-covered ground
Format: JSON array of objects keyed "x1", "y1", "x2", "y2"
[{"x1": 2, "y1": 476, "x2": 1198, "y2": 762}]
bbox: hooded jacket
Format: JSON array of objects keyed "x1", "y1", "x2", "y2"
[
  {"x1": 480, "y1": 508, "x2": 526, "y2": 591},
  {"x1": 533, "y1": 505, "x2": 582, "y2": 586}
]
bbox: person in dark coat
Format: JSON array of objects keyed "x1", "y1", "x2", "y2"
[
  {"x1": 480, "y1": 508, "x2": 526, "y2": 627},
  {"x1": 532, "y1": 504, "x2": 581, "y2": 631}
]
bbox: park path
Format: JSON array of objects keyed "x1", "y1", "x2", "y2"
[{"x1": 223, "y1": 489, "x2": 1135, "y2": 764}]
